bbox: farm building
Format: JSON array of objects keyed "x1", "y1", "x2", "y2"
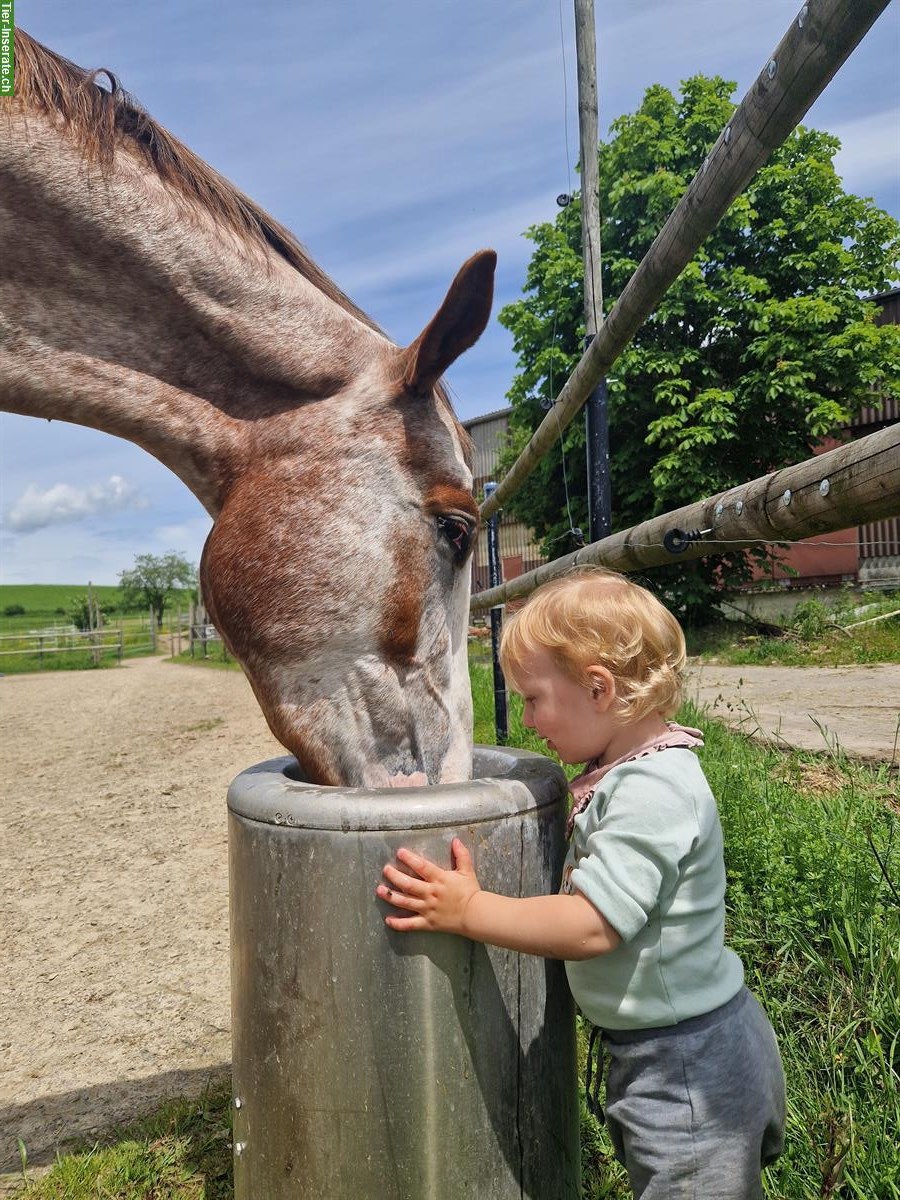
[
  {"x1": 464, "y1": 406, "x2": 547, "y2": 595},
  {"x1": 464, "y1": 289, "x2": 900, "y2": 597},
  {"x1": 752, "y1": 287, "x2": 899, "y2": 592}
]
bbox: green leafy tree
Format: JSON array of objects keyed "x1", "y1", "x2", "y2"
[
  {"x1": 68, "y1": 593, "x2": 112, "y2": 631},
  {"x1": 119, "y1": 552, "x2": 197, "y2": 628},
  {"x1": 499, "y1": 75, "x2": 900, "y2": 620}
]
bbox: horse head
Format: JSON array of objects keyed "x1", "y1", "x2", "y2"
[
  {"x1": 201, "y1": 253, "x2": 496, "y2": 787},
  {"x1": 2, "y1": 31, "x2": 495, "y2": 788}
]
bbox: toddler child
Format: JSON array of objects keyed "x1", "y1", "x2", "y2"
[{"x1": 377, "y1": 567, "x2": 785, "y2": 1199}]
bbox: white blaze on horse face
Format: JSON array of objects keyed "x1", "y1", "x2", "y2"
[{"x1": 426, "y1": 404, "x2": 477, "y2": 784}]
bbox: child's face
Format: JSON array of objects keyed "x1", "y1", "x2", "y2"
[{"x1": 510, "y1": 647, "x2": 614, "y2": 765}]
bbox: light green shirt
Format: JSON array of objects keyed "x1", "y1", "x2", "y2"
[{"x1": 563, "y1": 748, "x2": 744, "y2": 1030}]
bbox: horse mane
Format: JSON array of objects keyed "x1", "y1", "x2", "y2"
[
  {"x1": 13, "y1": 30, "x2": 471, "y2": 460},
  {"x1": 13, "y1": 29, "x2": 383, "y2": 335}
]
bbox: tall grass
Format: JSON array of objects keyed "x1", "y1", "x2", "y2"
[
  {"x1": 688, "y1": 707, "x2": 899, "y2": 1199},
  {"x1": 14, "y1": 665, "x2": 899, "y2": 1199}
]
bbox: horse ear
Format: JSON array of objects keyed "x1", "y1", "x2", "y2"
[{"x1": 397, "y1": 250, "x2": 497, "y2": 397}]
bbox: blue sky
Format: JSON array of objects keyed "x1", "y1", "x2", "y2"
[{"x1": 2, "y1": 0, "x2": 898, "y2": 585}]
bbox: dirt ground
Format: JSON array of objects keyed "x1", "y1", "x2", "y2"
[
  {"x1": 0, "y1": 657, "x2": 283, "y2": 1188},
  {"x1": 1, "y1": 654, "x2": 898, "y2": 1186},
  {"x1": 685, "y1": 661, "x2": 900, "y2": 763}
]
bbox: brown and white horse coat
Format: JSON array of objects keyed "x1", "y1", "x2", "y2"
[{"x1": 0, "y1": 32, "x2": 495, "y2": 787}]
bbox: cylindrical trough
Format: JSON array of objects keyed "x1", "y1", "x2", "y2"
[{"x1": 227, "y1": 745, "x2": 580, "y2": 1200}]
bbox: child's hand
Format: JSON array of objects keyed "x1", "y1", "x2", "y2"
[{"x1": 377, "y1": 837, "x2": 480, "y2": 935}]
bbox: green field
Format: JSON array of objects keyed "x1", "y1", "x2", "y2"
[{"x1": 0, "y1": 584, "x2": 126, "y2": 626}]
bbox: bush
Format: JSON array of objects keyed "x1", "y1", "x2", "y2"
[
  {"x1": 3, "y1": 603, "x2": 25, "y2": 617},
  {"x1": 789, "y1": 598, "x2": 834, "y2": 640},
  {"x1": 68, "y1": 594, "x2": 112, "y2": 632}
]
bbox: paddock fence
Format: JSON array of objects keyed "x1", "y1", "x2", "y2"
[
  {"x1": 0, "y1": 611, "x2": 184, "y2": 671},
  {"x1": 0, "y1": 627, "x2": 126, "y2": 668}
]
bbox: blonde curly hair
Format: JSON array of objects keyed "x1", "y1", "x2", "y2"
[{"x1": 499, "y1": 567, "x2": 686, "y2": 722}]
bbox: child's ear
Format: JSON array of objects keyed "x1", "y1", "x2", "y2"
[{"x1": 587, "y1": 666, "x2": 617, "y2": 711}]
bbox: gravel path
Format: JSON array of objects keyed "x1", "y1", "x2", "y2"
[
  {"x1": 685, "y1": 661, "x2": 900, "y2": 763},
  {"x1": 0, "y1": 657, "x2": 282, "y2": 1185},
  {"x1": 1, "y1": 654, "x2": 897, "y2": 1185}
]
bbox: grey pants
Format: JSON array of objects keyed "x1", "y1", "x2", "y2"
[{"x1": 602, "y1": 987, "x2": 785, "y2": 1199}]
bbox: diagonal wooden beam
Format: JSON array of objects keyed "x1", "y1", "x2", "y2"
[{"x1": 480, "y1": 0, "x2": 893, "y2": 522}]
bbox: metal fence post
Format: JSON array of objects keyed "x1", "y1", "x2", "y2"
[{"x1": 483, "y1": 482, "x2": 508, "y2": 744}]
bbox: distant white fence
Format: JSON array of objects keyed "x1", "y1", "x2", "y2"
[{"x1": 0, "y1": 628, "x2": 128, "y2": 665}]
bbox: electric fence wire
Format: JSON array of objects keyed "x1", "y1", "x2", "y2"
[
  {"x1": 473, "y1": 535, "x2": 900, "y2": 606},
  {"x1": 588, "y1": 537, "x2": 900, "y2": 551}
]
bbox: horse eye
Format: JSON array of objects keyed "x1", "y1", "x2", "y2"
[{"x1": 436, "y1": 515, "x2": 475, "y2": 563}]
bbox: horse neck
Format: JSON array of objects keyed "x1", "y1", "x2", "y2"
[{"x1": 0, "y1": 106, "x2": 384, "y2": 515}]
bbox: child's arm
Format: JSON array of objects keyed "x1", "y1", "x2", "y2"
[{"x1": 377, "y1": 838, "x2": 621, "y2": 960}]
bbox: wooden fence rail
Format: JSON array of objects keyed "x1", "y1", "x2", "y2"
[
  {"x1": 0, "y1": 630, "x2": 126, "y2": 664},
  {"x1": 480, "y1": 0, "x2": 892, "y2": 522},
  {"x1": 470, "y1": 425, "x2": 900, "y2": 611}
]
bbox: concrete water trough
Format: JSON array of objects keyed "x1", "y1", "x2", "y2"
[{"x1": 227, "y1": 745, "x2": 580, "y2": 1199}]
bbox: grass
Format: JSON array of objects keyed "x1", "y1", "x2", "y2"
[
  {"x1": 12, "y1": 665, "x2": 899, "y2": 1199},
  {"x1": 13, "y1": 1083, "x2": 233, "y2": 1199},
  {"x1": 684, "y1": 591, "x2": 900, "y2": 667},
  {"x1": 0, "y1": 584, "x2": 125, "y2": 627},
  {"x1": 686, "y1": 615, "x2": 900, "y2": 667},
  {"x1": 673, "y1": 706, "x2": 899, "y2": 1200}
]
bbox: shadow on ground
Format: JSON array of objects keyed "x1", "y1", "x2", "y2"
[{"x1": 0, "y1": 1063, "x2": 231, "y2": 1179}]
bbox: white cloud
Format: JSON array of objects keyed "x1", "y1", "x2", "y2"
[
  {"x1": 5, "y1": 476, "x2": 147, "y2": 534},
  {"x1": 831, "y1": 109, "x2": 900, "y2": 194}
]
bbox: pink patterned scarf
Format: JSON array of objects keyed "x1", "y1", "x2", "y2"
[{"x1": 566, "y1": 723, "x2": 704, "y2": 838}]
